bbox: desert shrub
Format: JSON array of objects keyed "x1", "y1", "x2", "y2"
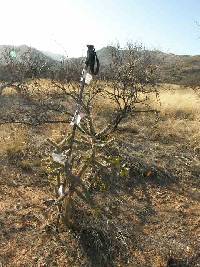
[{"x1": 43, "y1": 43, "x2": 159, "y2": 231}]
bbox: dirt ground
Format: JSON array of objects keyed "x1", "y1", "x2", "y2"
[{"x1": 0, "y1": 82, "x2": 199, "y2": 266}]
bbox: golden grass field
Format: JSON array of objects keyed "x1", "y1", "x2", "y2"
[{"x1": 0, "y1": 81, "x2": 199, "y2": 266}]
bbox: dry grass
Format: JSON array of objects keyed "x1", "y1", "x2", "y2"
[
  {"x1": 0, "y1": 81, "x2": 200, "y2": 267},
  {"x1": 154, "y1": 86, "x2": 200, "y2": 119},
  {"x1": 151, "y1": 86, "x2": 200, "y2": 151},
  {"x1": 0, "y1": 125, "x2": 28, "y2": 157}
]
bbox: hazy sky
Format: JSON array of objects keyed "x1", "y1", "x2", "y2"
[{"x1": 0, "y1": 0, "x2": 199, "y2": 57}]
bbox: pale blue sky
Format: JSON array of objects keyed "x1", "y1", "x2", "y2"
[{"x1": 0, "y1": 0, "x2": 199, "y2": 56}]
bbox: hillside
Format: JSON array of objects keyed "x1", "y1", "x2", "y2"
[
  {"x1": 96, "y1": 46, "x2": 200, "y2": 85},
  {"x1": 0, "y1": 44, "x2": 200, "y2": 85},
  {"x1": 0, "y1": 45, "x2": 63, "y2": 81},
  {"x1": 0, "y1": 45, "x2": 57, "y2": 64},
  {"x1": 42, "y1": 50, "x2": 67, "y2": 61}
]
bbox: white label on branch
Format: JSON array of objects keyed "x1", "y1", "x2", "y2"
[
  {"x1": 58, "y1": 185, "x2": 64, "y2": 197},
  {"x1": 70, "y1": 114, "x2": 81, "y2": 126},
  {"x1": 82, "y1": 68, "x2": 87, "y2": 77},
  {"x1": 80, "y1": 71, "x2": 92, "y2": 85},
  {"x1": 85, "y1": 73, "x2": 93, "y2": 85},
  {"x1": 70, "y1": 111, "x2": 85, "y2": 126},
  {"x1": 52, "y1": 152, "x2": 66, "y2": 165}
]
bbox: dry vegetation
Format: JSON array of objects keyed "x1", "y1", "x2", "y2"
[{"x1": 0, "y1": 81, "x2": 200, "y2": 267}]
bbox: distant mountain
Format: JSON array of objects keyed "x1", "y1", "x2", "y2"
[
  {"x1": 96, "y1": 46, "x2": 200, "y2": 85},
  {"x1": 0, "y1": 45, "x2": 61, "y2": 81},
  {"x1": 150, "y1": 51, "x2": 200, "y2": 85},
  {"x1": 42, "y1": 50, "x2": 67, "y2": 61},
  {"x1": 0, "y1": 44, "x2": 58, "y2": 65}
]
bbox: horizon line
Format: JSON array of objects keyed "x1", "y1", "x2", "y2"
[{"x1": 0, "y1": 43, "x2": 199, "y2": 57}]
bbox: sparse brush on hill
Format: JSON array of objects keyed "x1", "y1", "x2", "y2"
[{"x1": 0, "y1": 44, "x2": 200, "y2": 93}]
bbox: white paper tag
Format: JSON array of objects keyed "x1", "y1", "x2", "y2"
[
  {"x1": 70, "y1": 114, "x2": 81, "y2": 126},
  {"x1": 70, "y1": 111, "x2": 85, "y2": 126},
  {"x1": 58, "y1": 185, "x2": 64, "y2": 196},
  {"x1": 85, "y1": 73, "x2": 93, "y2": 85},
  {"x1": 52, "y1": 152, "x2": 66, "y2": 165}
]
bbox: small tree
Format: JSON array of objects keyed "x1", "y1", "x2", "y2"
[{"x1": 45, "y1": 43, "x2": 159, "y2": 229}]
